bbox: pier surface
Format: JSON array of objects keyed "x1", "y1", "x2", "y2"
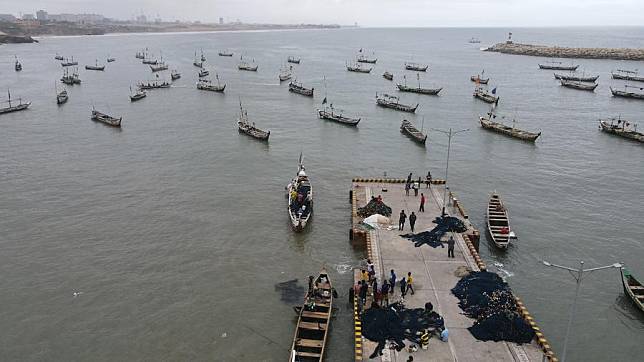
[
  {"x1": 485, "y1": 42, "x2": 644, "y2": 61},
  {"x1": 351, "y1": 179, "x2": 548, "y2": 362}
]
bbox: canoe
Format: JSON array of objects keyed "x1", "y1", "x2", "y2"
[
  {"x1": 473, "y1": 88, "x2": 499, "y2": 104},
  {"x1": 479, "y1": 113, "x2": 541, "y2": 142},
  {"x1": 621, "y1": 268, "x2": 644, "y2": 313},
  {"x1": 289, "y1": 82, "x2": 314, "y2": 97},
  {"x1": 486, "y1": 192, "x2": 516, "y2": 249},
  {"x1": 288, "y1": 268, "x2": 333, "y2": 361},
  {"x1": 560, "y1": 79, "x2": 597, "y2": 91},
  {"x1": 611, "y1": 72, "x2": 644, "y2": 83},
  {"x1": 400, "y1": 119, "x2": 427, "y2": 145},
  {"x1": 471, "y1": 75, "x2": 489, "y2": 84},
  {"x1": 347, "y1": 64, "x2": 372, "y2": 73},
  {"x1": 598, "y1": 119, "x2": 644, "y2": 143},
  {"x1": 554, "y1": 73, "x2": 599, "y2": 82},
  {"x1": 404, "y1": 62, "x2": 428, "y2": 71},
  {"x1": 610, "y1": 87, "x2": 644, "y2": 100},
  {"x1": 287, "y1": 159, "x2": 313, "y2": 231},
  {"x1": 317, "y1": 109, "x2": 360, "y2": 126},
  {"x1": 91, "y1": 109, "x2": 121, "y2": 127},
  {"x1": 383, "y1": 72, "x2": 394, "y2": 81},
  {"x1": 238, "y1": 121, "x2": 269, "y2": 141},
  {"x1": 376, "y1": 93, "x2": 418, "y2": 113},
  {"x1": 397, "y1": 84, "x2": 442, "y2": 95},
  {"x1": 538, "y1": 63, "x2": 578, "y2": 71}
]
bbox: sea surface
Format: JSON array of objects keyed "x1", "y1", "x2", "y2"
[{"x1": 1, "y1": 27, "x2": 643, "y2": 361}]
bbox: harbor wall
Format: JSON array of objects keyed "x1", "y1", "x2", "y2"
[{"x1": 485, "y1": 42, "x2": 644, "y2": 61}]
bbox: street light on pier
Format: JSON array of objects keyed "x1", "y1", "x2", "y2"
[{"x1": 431, "y1": 127, "x2": 469, "y2": 216}]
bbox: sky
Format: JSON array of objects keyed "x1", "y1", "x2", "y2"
[{"x1": 3, "y1": 0, "x2": 644, "y2": 27}]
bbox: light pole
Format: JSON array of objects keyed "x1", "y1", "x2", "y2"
[
  {"x1": 541, "y1": 260, "x2": 622, "y2": 362},
  {"x1": 431, "y1": 128, "x2": 469, "y2": 216}
]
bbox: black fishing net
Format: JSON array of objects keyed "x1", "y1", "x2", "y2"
[
  {"x1": 274, "y1": 279, "x2": 305, "y2": 304},
  {"x1": 402, "y1": 216, "x2": 467, "y2": 247},
  {"x1": 361, "y1": 302, "x2": 445, "y2": 358},
  {"x1": 358, "y1": 197, "x2": 393, "y2": 217},
  {"x1": 451, "y1": 271, "x2": 535, "y2": 344}
]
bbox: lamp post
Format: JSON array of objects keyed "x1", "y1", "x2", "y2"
[
  {"x1": 541, "y1": 260, "x2": 622, "y2": 362},
  {"x1": 431, "y1": 128, "x2": 469, "y2": 216}
]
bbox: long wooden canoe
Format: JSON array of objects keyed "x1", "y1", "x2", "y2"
[
  {"x1": 289, "y1": 268, "x2": 333, "y2": 362},
  {"x1": 486, "y1": 192, "x2": 516, "y2": 249},
  {"x1": 621, "y1": 268, "x2": 644, "y2": 313}
]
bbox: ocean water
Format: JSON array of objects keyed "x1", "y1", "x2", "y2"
[{"x1": 1, "y1": 27, "x2": 643, "y2": 361}]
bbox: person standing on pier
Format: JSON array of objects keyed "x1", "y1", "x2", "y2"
[
  {"x1": 419, "y1": 193, "x2": 426, "y2": 212},
  {"x1": 399, "y1": 276, "x2": 407, "y2": 298},
  {"x1": 409, "y1": 212, "x2": 417, "y2": 233},
  {"x1": 405, "y1": 182, "x2": 411, "y2": 196},
  {"x1": 366, "y1": 259, "x2": 375, "y2": 281},
  {"x1": 407, "y1": 172, "x2": 412, "y2": 184},
  {"x1": 447, "y1": 236, "x2": 455, "y2": 258},
  {"x1": 359, "y1": 280, "x2": 368, "y2": 309},
  {"x1": 389, "y1": 269, "x2": 396, "y2": 294},
  {"x1": 380, "y1": 281, "x2": 389, "y2": 306},
  {"x1": 426, "y1": 171, "x2": 432, "y2": 188},
  {"x1": 406, "y1": 272, "x2": 415, "y2": 295},
  {"x1": 398, "y1": 210, "x2": 407, "y2": 230}
]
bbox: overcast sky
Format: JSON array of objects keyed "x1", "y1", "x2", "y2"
[{"x1": 5, "y1": 0, "x2": 644, "y2": 27}]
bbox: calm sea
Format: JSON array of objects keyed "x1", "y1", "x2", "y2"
[{"x1": 1, "y1": 27, "x2": 642, "y2": 361}]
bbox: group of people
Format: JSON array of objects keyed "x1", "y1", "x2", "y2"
[
  {"x1": 356, "y1": 261, "x2": 418, "y2": 311},
  {"x1": 398, "y1": 172, "x2": 432, "y2": 233},
  {"x1": 288, "y1": 170, "x2": 312, "y2": 219}
]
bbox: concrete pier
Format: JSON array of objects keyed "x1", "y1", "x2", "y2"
[
  {"x1": 350, "y1": 179, "x2": 555, "y2": 362},
  {"x1": 485, "y1": 42, "x2": 644, "y2": 61}
]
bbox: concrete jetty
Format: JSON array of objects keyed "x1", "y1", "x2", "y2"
[
  {"x1": 350, "y1": 178, "x2": 556, "y2": 362},
  {"x1": 485, "y1": 42, "x2": 644, "y2": 61}
]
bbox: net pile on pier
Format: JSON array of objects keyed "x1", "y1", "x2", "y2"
[
  {"x1": 357, "y1": 197, "x2": 393, "y2": 217},
  {"x1": 402, "y1": 216, "x2": 467, "y2": 247},
  {"x1": 361, "y1": 302, "x2": 445, "y2": 358},
  {"x1": 451, "y1": 271, "x2": 535, "y2": 344}
]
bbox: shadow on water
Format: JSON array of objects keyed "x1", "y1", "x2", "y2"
[{"x1": 614, "y1": 294, "x2": 644, "y2": 326}]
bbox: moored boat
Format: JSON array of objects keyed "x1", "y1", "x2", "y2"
[
  {"x1": 405, "y1": 62, "x2": 428, "y2": 72},
  {"x1": 610, "y1": 85, "x2": 644, "y2": 100},
  {"x1": 468, "y1": 37, "x2": 481, "y2": 44},
  {"x1": 289, "y1": 80, "x2": 314, "y2": 97},
  {"x1": 288, "y1": 56, "x2": 301, "y2": 64},
  {"x1": 279, "y1": 65, "x2": 293, "y2": 82},
  {"x1": 135, "y1": 48, "x2": 148, "y2": 59},
  {"x1": 238, "y1": 57, "x2": 258, "y2": 71},
  {"x1": 479, "y1": 111, "x2": 541, "y2": 142},
  {"x1": 396, "y1": 74, "x2": 442, "y2": 95},
  {"x1": 486, "y1": 192, "x2": 516, "y2": 249},
  {"x1": 598, "y1": 117, "x2": 643, "y2": 143},
  {"x1": 61, "y1": 68, "x2": 81, "y2": 85},
  {"x1": 61, "y1": 57, "x2": 78, "y2": 67},
  {"x1": 237, "y1": 101, "x2": 270, "y2": 141},
  {"x1": 554, "y1": 73, "x2": 599, "y2": 82},
  {"x1": 346, "y1": 62, "x2": 372, "y2": 73},
  {"x1": 85, "y1": 59, "x2": 106, "y2": 71},
  {"x1": 473, "y1": 86, "x2": 499, "y2": 104},
  {"x1": 14, "y1": 56, "x2": 22, "y2": 71},
  {"x1": 91, "y1": 108, "x2": 121, "y2": 127},
  {"x1": 197, "y1": 74, "x2": 226, "y2": 92},
  {"x1": 400, "y1": 119, "x2": 427, "y2": 145},
  {"x1": 142, "y1": 58, "x2": 158, "y2": 65},
  {"x1": 376, "y1": 93, "x2": 418, "y2": 113},
  {"x1": 107, "y1": 57, "x2": 116, "y2": 63},
  {"x1": 317, "y1": 105, "x2": 360, "y2": 126},
  {"x1": 137, "y1": 79, "x2": 171, "y2": 89},
  {"x1": 383, "y1": 71, "x2": 394, "y2": 81},
  {"x1": 620, "y1": 268, "x2": 644, "y2": 313},
  {"x1": 560, "y1": 79, "x2": 598, "y2": 91},
  {"x1": 150, "y1": 62, "x2": 168, "y2": 72},
  {"x1": 56, "y1": 87, "x2": 69, "y2": 105},
  {"x1": 198, "y1": 68, "x2": 210, "y2": 77},
  {"x1": 0, "y1": 89, "x2": 31, "y2": 115},
  {"x1": 219, "y1": 50, "x2": 234, "y2": 57},
  {"x1": 538, "y1": 61, "x2": 578, "y2": 71},
  {"x1": 54, "y1": 53, "x2": 64, "y2": 60},
  {"x1": 287, "y1": 153, "x2": 312, "y2": 231},
  {"x1": 357, "y1": 52, "x2": 377, "y2": 64},
  {"x1": 171, "y1": 70, "x2": 181, "y2": 80},
  {"x1": 288, "y1": 268, "x2": 333, "y2": 361},
  {"x1": 470, "y1": 70, "x2": 489, "y2": 84},
  {"x1": 200, "y1": 48, "x2": 206, "y2": 62},
  {"x1": 129, "y1": 86, "x2": 147, "y2": 102},
  {"x1": 611, "y1": 69, "x2": 644, "y2": 83}
]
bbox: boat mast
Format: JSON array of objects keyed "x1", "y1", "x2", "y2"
[
  {"x1": 417, "y1": 73, "x2": 421, "y2": 89},
  {"x1": 7, "y1": 89, "x2": 11, "y2": 107}
]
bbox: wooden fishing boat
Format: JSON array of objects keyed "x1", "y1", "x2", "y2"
[
  {"x1": 479, "y1": 111, "x2": 541, "y2": 142},
  {"x1": 470, "y1": 70, "x2": 489, "y2": 84},
  {"x1": 468, "y1": 37, "x2": 481, "y2": 44},
  {"x1": 400, "y1": 119, "x2": 427, "y2": 145},
  {"x1": 405, "y1": 62, "x2": 428, "y2": 72},
  {"x1": 473, "y1": 87, "x2": 499, "y2": 104},
  {"x1": 200, "y1": 48, "x2": 206, "y2": 62},
  {"x1": 397, "y1": 74, "x2": 442, "y2": 95},
  {"x1": 317, "y1": 106, "x2": 360, "y2": 126},
  {"x1": 150, "y1": 62, "x2": 168, "y2": 72},
  {"x1": 61, "y1": 68, "x2": 81, "y2": 85},
  {"x1": 171, "y1": 70, "x2": 181, "y2": 81},
  {"x1": 610, "y1": 85, "x2": 644, "y2": 100},
  {"x1": 238, "y1": 59, "x2": 258, "y2": 71},
  {"x1": 486, "y1": 192, "x2": 516, "y2": 249},
  {"x1": 85, "y1": 60, "x2": 105, "y2": 71},
  {"x1": 287, "y1": 153, "x2": 313, "y2": 231},
  {"x1": 137, "y1": 80, "x2": 171, "y2": 89},
  {"x1": 91, "y1": 108, "x2": 121, "y2": 127},
  {"x1": 197, "y1": 75, "x2": 226, "y2": 92},
  {"x1": 383, "y1": 72, "x2": 394, "y2": 81},
  {"x1": 237, "y1": 102, "x2": 270, "y2": 141},
  {"x1": 357, "y1": 53, "x2": 377, "y2": 64},
  {"x1": 198, "y1": 68, "x2": 210, "y2": 77},
  {"x1": 14, "y1": 56, "x2": 22, "y2": 71},
  {"x1": 289, "y1": 81, "x2": 314, "y2": 97},
  {"x1": 56, "y1": 88, "x2": 69, "y2": 105},
  {"x1": 129, "y1": 87, "x2": 147, "y2": 102},
  {"x1": 554, "y1": 73, "x2": 599, "y2": 82},
  {"x1": 288, "y1": 268, "x2": 333, "y2": 361},
  {"x1": 347, "y1": 62, "x2": 372, "y2": 73},
  {"x1": 376, "y1": 93, "x2": 418, "y2": 113},
  {"x1": 193, "y1": 60, "x2": 203, "y2": 68},
  {"x1": 135, "y1": 48, "x2": 148, "y2": 59},
  {"x1": 560, "y1": 79, "x2": 598, "y2": 91},
  {"x1": 0, "y1": 90, "x2": 31, "y2": 115},
  {"x1": 621, "y1": 268, "x2": 644, "y2": 313},
  {"x1": 219, "y1": 50, "x2": 234, "y2": 57},
  {"x1": 142, "y1": 58, "x2": 158, "y2": 65},
  {"x1": 611, "y1": 69, "x2": 644, "y2": 83},
  {"x1": 107, "y1": 57, "x2": 116, "y2": 63},
  {"x1": 279, "y1": 65, "x2": 293, "y2": 82},
  {"x1": 61, "y1": 57, "x2": 78, "y2": 67},
  {"x1": 538, "y1": 61, "x2": 578, "y2": 71},
  {"x1": 288, "y1": 56, "x2": 301, "y2": 64},
  {"x1": 598, "y1": 118, "x2": 643, "y2": 143},
  {"x1": 54, "y1": 53, "x2": 64, "y2": 60}
]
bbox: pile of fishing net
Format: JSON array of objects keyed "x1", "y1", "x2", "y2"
[
  {"x1": 361, "y1": 302, "x2": 445, "y2": 358},
  {"x1": 451, "y1": 271, "x2": 535, "y2": 344},
  {"x1": 357, "y1": 197, "x2": 393, "y2": 217},
  {"x1": 401, "y1": 216, "x2": 467, "y2": 247}
]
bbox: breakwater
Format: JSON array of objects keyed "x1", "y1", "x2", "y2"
[{"x1": 485, "y1": 42, "x2": 644, "y2": 61}]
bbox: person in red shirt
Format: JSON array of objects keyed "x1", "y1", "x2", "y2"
[{"x1": 419, "y1": 193, "x2": 426, "y2": 212}]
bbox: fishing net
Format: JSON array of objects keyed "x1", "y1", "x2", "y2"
[
  {"x1": 401, "y1": 216, "x2": 467, "y2": 247},
  {"x1": 451, "y1": 271, "x2": 535, "y2": 344},
  {"x1": 361, "y1": 302, "x2": 445, "y2": 357},
  {"x1": 274, "y1": 279, "x2": 305, "y2": 304},
  {"x1": 358, "y1": 197, "x2": 393, "y2": 217}
]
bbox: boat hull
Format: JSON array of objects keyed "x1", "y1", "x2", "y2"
[
  {"x1": 0, "y1": 103, "x2": 31, "y2": 115},
  {"x1": 610, "y1": 87, "x2": 644, "y2": 100},
  {"x1": 479, "y1": 116, "x2": 541, "y2": 142},
  {"x1": 400, "y1": 120, "x2": 427, "y2": 145},
  {"x1": 539, "y1": 64, "x2": 578, "y2": 71},
  {"x1": 397, "y1": 85, "x2": 442, "y2": 95},
  {"x1": 486, "y1": 193, "x2": 513, "y2": 249},
  {"x1": 317, "y1": 110, "x2": 360, "y2": 126},
  {"x1": 621, "y1": 268, "x2": 644, "y2": 313},
  {"x1": 599, "y1": 120, "x2": 644, "y2": 143}
]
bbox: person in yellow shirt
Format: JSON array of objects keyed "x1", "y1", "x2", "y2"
[
  {"x1": 406, "y1": 272, "x2": 415, "y2": 295},
  {"x1": 361, "y1": 269, "x2": 369, "y2": 282}
]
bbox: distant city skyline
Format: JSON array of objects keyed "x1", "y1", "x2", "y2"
[{"x1": 3, "y1": 0, "x2": 644, "y2": 26}]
